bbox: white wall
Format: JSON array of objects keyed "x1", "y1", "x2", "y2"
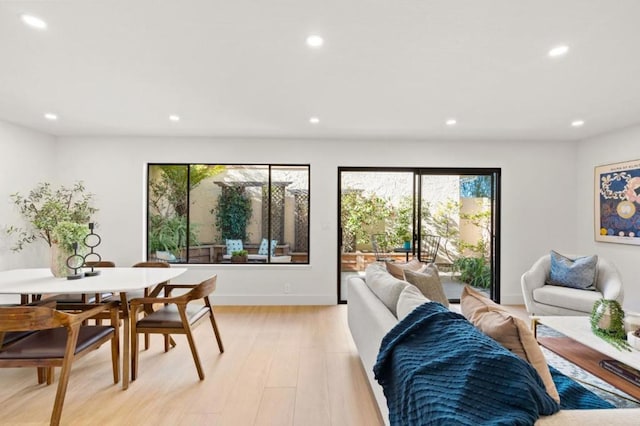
[
  {"x1": 577, "y1": 124, "x2": 640, "y2": 312},
  {"x1": 52, "y1": 136, "x2": 578, "y2": 305},
  {"x1": 0, "y1": 120, "x2": 56, "y2": 303}
]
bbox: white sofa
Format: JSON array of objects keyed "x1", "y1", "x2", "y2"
[
  {"x1": 521, "y1": 254, "x2": 624, "y2": 316},
  {"x1": 347, "y1": 268, "x2": 640, "y2": 425}
]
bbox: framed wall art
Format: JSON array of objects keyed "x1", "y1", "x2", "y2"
[{"x1": 595, "y1": 159, "x2": 640, "y2": 245}]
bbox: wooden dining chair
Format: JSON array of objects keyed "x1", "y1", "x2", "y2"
[
  {"x1": 131, "y1": 261, "x2": 170, "y2": 350},
  {"x1": 129, "y1": 275, "x2": 224, "y2": 381},
  {"x1": 0, "y1": 301, "x2": 120, "y2": 426}
]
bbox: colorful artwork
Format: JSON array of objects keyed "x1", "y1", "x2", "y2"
[{"x1": 595, "y1": 159, "x2": 640, "y2": 245}]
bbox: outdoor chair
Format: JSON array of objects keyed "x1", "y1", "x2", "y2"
[
  {"x1": 421, "y1": 235, "x2": 441, "y2": 263},
  {"x1": 0, "y1": 301, "x2": 120, "y2": 426},
  {"x1": 130, "y1": 275, "x2": 224, "y2": 381},
  {"x1": 371, "y1": 234, "x2": 395, "y2": 262}
]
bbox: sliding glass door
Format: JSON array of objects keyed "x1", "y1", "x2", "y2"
[{"x1": 338, "y1": 167, "x2": 500, "y2": 304}]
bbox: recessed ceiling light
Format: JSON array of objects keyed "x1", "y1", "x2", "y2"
[
  {"x1": 309, "y1": 116, "x2": 320, "y2": 124},
  {"x1": 571, "y1": 120, "x2": 585, "y2": 127},
  {"x1": 21, "y1": 14, "x2": 47, "y2": 30},
  {"x1": 169, "y1": 115, "x2": 180, "y2": 122},
  {"x1": 306, "y1": 35, "x2": 324, "y2": 48},
  {"x1": 548, "y1": 45, "x2": 569, "y2": 58},
  {"x1": 44, "y1": 113, "x2": 58, "y2": 121},
  {"x1": 446, "y1": 119, "x2": 457, "y2": 126}
]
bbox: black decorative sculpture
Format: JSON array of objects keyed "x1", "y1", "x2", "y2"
[
  {"x1": 83, "y1": 222, "x2": 103, "y2": 277},
  {"x1": 66, "y1": 242, "x2": 85, "y2": 280}
]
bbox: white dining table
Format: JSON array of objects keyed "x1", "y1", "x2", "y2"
[{"x1": 0, "y1": 267, "x2": 187, "y2": 389}]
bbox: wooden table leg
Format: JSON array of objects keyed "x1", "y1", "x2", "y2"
[{"x1": 120, "y1": 293, "x2": 130, "y2": 390}]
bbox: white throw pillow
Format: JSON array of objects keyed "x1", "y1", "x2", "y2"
[
  {"x1": 396, "y1": 284, "x2": 430, "y2": 320},
  {"x1": 365, "y1": 263, "x2": 408, "y2": 317}
]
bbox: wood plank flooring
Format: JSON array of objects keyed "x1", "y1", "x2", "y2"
[{"x1": 0, "y1": 306, "x2": 383, "y2": 426}]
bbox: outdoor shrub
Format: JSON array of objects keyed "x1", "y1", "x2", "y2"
[{"x1": 453, "y1": 256, "x2": 491, "y2": 288}]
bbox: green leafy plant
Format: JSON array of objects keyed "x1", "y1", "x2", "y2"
[
  {"x1": 147, "y1": 165, "x2": 220, "y2": 257},
  {"x1": 7, "y1": 181, "x2": 97, "y2": 251},
  {"x1": 149, "y1": 165, "x2": 223, "y2": 217},
  {"x1": 214, "y1": 186, "x2": 252, "y2": 241},
  {"x1": 341, "y1": 190, "x2": 391, "y2": 252},
  {"x1": 452, "y1": 256, "x2": 491, "y2": 288},
  {"x1": 230, "y1": 249, "x2": 248, "y2": 263},
  {"x1": 591, "y1": 299, "x2": 630, "y2": 351},
  {"x1": 389, "y1": 196, "x2": 413, "y2": 246},
  {"x1": 148, "y1": 214, "x2": 197, "y2": 256},
  {"x1": 51, "y1": 221, "x2": 88, "y2": 252}
]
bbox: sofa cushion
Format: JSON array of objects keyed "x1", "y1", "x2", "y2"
[
  {"x1": 403, "y1": 265, "x2": 449, "y2": 308},
  {"x1": 365, "y1": 263, "x2": 408, "y2": 317},
  {"x1": 546, "y1": 250, "x2": 598, "y2": 291},
  {"x1": 385, "y1": 259, "x2": 425, "y2": 280},
  {"x1": 461, "y1": 285, "x2": 560, "y2": 403},
  {"x1": 533, "y1": 285, "x2": 603, "y2": 313},
  {"x1": 396, "y1": 284, "x2": 430, "y2": 320}
]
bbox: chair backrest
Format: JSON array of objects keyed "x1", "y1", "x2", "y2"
[
  {"x1": 85, "y1": 261, "x2": 116, "y2": 267},
  {"x1": 421, "y1": 235, "x2": 441, "y2": 263},
  {"x1": 0, "y1": 306, "x2": 66, "y2": 332},
  {"x1": 184, "y1": 276, "x2": 217, "y2": 301},
  {"x1": 133, "y1": 261, "x2": 170, "y2": 268},
  {"x1": 371, "y1": 234, "x2": 386, "y2": 261}
]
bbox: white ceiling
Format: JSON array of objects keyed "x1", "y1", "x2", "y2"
[{"x1": 1, "y1": 0, "x2": 640, "y2": 141}]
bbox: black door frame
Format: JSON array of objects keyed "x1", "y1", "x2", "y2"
[{"x1": 337, "y1": 167, "x2": 501, "y2": 304}]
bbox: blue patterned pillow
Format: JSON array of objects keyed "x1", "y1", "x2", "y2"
[
  {"x1": 547, "y1": 251, "x2": 598, "y2": 290},
  {"x1": 226, "y1": 239, "x2": 243, "y2": 255},
  {"x1": 258, "y1": 239, "x2": 278, "y2": 256}
]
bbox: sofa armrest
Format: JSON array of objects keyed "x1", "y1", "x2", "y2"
[
  {"x1": 596, "y1": 257, "x2": 624, "y2": 303},
  {"x1": 347, "y1": 276, "x2": 396, "y2": 425},
  {"x1": 521, "y1": 255, "x2": 551, "y2": 314}
]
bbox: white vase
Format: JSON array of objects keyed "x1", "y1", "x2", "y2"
[{"x1": 595, "y1": 303, "x2": 613, "y2": 330}]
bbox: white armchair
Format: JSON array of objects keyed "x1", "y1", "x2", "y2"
[{"x1": 521, "y1": 254, "x2": 624, "y2": 316}]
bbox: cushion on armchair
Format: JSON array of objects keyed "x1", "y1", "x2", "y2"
[
  {"x1": 258, "y1": 238, "x2": 278, "y2": 256},
  {"x1": 225, "y1": 239, "x2": 243, "y2": 255},
  {"x1": 546, "y1": 250, "x2": 598, "y2": 291}
]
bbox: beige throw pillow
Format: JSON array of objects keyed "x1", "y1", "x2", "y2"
[
  {"x1": 385, "y1": 259, "x2": 425, "y2": 280},
  {"x1": 403, "y1": 265, "x2": 449, "y2": 308},
  {"x1": 460, "y1": 286, "x2": 560, "y2": 403}
]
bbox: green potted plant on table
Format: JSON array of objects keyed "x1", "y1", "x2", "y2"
[
  {"x1": 7, "y1": 182, "x2": 97, "y2": 277},
  {"x1": 591, "y1": 299, "x2": 630, "y2": 351},
  {"x1": 230, "y1": 249, "x2": 248, "y2": 263}
]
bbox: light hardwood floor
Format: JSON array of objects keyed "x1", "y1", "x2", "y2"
[{"x1": 0, "y1": 306, "x2": 384, "y2": 426}]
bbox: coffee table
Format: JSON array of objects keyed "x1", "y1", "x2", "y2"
[{"x1": 533, "y1": 316, "x2": 640, "y2": 400}]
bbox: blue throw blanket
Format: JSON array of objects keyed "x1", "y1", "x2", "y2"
[
  {"x1": 549, "y1": 366, "x2": 614, "y2": 410},
  {"x1": 374, "y1": 303, "x2": 560, "y2": 426}
]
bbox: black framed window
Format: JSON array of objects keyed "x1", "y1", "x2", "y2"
[{"x1": 147, "y1": 163, "x2": 310, "y2": 264}]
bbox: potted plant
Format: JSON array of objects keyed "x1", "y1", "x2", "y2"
[
  {"x1": 591, "y1": 299, "x2": 630, "y2": 351},
  {"x1": 7, "y1": 181, "x2": 97, "y2": 276},
  {"x1": 398, "y1": 229, "x2": 412, "y2": 249},
  {"x1": 230, "y1": 249, "x2": 248, "y2": 263}
]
